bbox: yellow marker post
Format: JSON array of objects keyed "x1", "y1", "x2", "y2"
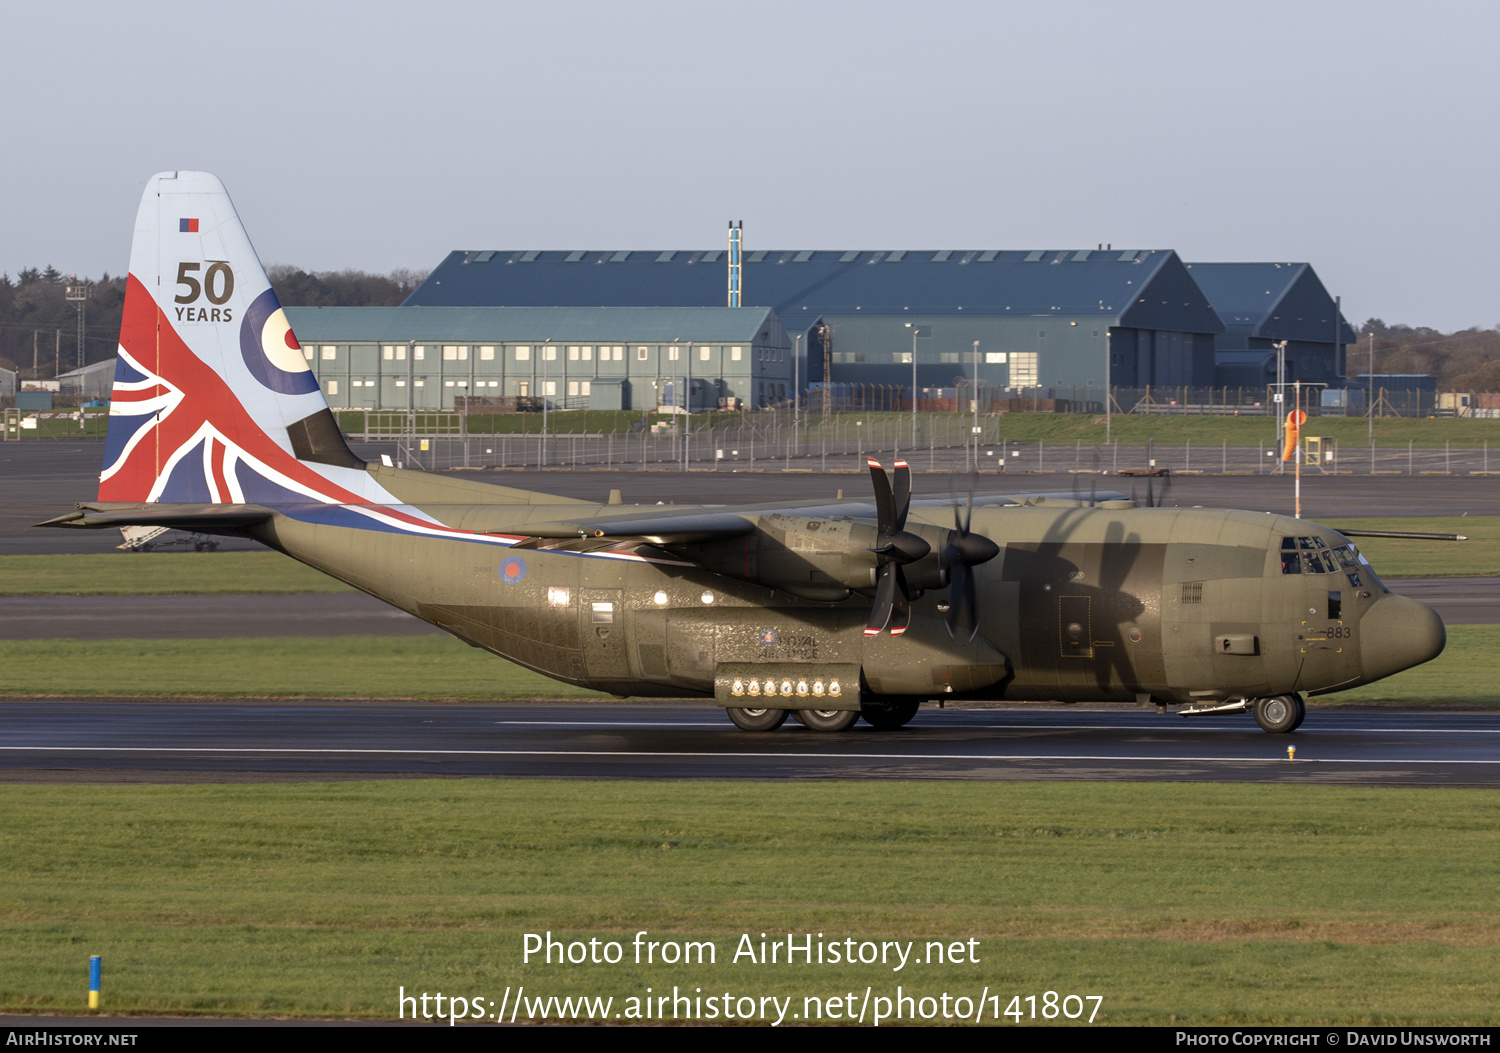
[
  {"x1": 1287, "y1": 746, "x2": 1296, "y2": 761},
  {"x1": 88, "y1": 955, "x2": 101, "y2": 1009}
]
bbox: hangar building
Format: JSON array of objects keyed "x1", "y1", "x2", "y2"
[
  {"x1": 401, "y1": 248, "x2": 1227, "y2": 396},
  {"x1": 1185, "y1": 262, "x2": 1355, "y2": 387},
  {"x1": 282, "y1": 306, "x2": 791, "y2": 411}
]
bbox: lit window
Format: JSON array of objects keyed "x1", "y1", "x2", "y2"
[
  {"x1": 414, "y1": 346, "x2": 425, "y2": 360},
  {"x1": 986, "y1": 352, "x2": 1007, "y2": 364},
  {"x1": 480, "y1": 346, "x2": 495, "y2": 360},
  {"x1": 515, "y1": 346, "x2": 531, "y2": 361},
  {"x1": 669, "y1": 347, "x2": 680, "y2": 361},
  {"x1": 731, "y1": 346, "x2": 742, "y2": 361},
  {"x1": 321, "y1": 346, "x2": 336, "y2": 360},
  {"x1": 568, "y1": 346, "x2": 579, "y2": 361},
  {"x1": 700, "y1": 346, "x2": 710, "y2": 361},
  {"x1": 382, "y1": 346, "x2": 394, "y2": 360},
  {"x1": 543, "y1": 346, "x2": 556, "y2": 361},
  {"x1": 581, "y1": 381, "x2": 591, "y2": 395},
  {"x1": 414, "y1": 380, "x2": 424, "y2": 387},
  {"x1": 895, "y1": 352, "x2": 912, "y2": 364},
  {"x1": 327, "y1": 380, "x2": 339, "y2": 394},
  {"x1": 445, "y1": 380, "x2": 454, "y2": 387},
  {"x1": 443, "y1": 346, "x2": 458, "y2": 361},
  {"x1": 612, "y1": 347, "x2": 624, "y2": 360},
  {"x1": 396, "y1": 380, "x2": 406, "y2": 387},
  {"x1": 543, "y1": 381, "x2": 557, "y2": 396},
  {"x1": 568, "y1": 381, "x2": 579, "y2": 396},
  {"x1": 303, "y1": 348, "x2": 313, "y2": 361},
  {"x1": 581, "y1": 346, "x2": 593, "y2": 360}
]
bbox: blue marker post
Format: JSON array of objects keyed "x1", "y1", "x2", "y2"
[{"x1": 88, "y1": 956, "x2": 101, "y2": 1010}]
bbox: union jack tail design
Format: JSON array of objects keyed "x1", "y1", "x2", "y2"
[{"x1": 101, "y1": 172, "x2": 390, "y2": 507}]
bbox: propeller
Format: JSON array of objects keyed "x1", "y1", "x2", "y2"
[
  {"x1": 864, "y1": 459, "x2": 929, "y2": 637},
  {"x1": 941, "y1": 489, "x2": 1000, "y2": 640}
]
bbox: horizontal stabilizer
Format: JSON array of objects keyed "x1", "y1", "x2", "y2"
[{"x1": 38, "y1": 503, "x2": 274, "y2": 532}]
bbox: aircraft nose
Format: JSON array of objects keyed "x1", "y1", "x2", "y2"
[{"x1": 1361, "y1": 593, "x2": 1446, "y2": 682}]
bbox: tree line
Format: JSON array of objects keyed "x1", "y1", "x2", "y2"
[
  {"x1": 1356, "y1": 319, "x2": 1500, "y2": 392},
  {"x1": 0, "y1": 266, "x2": 427, "y2": 378}
]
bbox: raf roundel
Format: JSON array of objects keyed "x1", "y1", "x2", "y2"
[
  {"x1": 499, "y1": 556, "x2": 528, "y2": 584},
  {"x1": 760, "y1": 629, "x2": 779, "y2": 647},
  {"x1": 238, "y1": 288, "x2": 320, "y2": 395}
]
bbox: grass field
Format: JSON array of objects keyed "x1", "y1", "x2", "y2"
[
  {"x1": 0, "y1": 553, "x2": 354, "y2": 595},
  {"x1": 0, "y1": 780, "x2": 1495, "y2": 1024},
  {"x1": 0, "y1": 624, "x2": 1491, "y2": 704}
]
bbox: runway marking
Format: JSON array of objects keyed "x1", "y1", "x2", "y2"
[
  {"x1": 504, "y1": 719, "x2": 1500, "y2": 734},
  {"x1": 496, "y1": 721, "x2": 726, "y2": 727},
  {"x1": 1, "y1": 746, "x2": 1497, "y2": 765}
]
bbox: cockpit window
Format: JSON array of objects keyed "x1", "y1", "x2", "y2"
[{"x1": 1280, "y1": 536, "x2": 1358, "y2": 575}]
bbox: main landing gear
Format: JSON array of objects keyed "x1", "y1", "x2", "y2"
[{"x1": 724, "y1": 695, "x2": 922, "y2": 733}]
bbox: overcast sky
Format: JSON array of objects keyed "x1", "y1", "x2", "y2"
[{"x1": 6, "y1": 0, "x2": 1495, "y2": 330}]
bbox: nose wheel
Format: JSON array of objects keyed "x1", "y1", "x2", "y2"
[{"x1": 1253, "y1": 694, "x2": 1305, "y2": 733}]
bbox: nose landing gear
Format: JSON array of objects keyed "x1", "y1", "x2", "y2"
[{"x1": 1253, "y1": 694, "x2": 1306, "y2": 734}]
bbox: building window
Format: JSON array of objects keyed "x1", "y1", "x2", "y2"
[
  {"x1": 414, "y1": 346, "x2": 425, "y2": 360},
  {"x1": 581, "y1": 381, "x2": 591, "y2": 395},
  {"x1": 543, "y1": 381, "x2": 557, "y2": 396},
  {"x1": 612, "y1": 347, "x2": 624, "y2": 361},
  {"x1": 414, "y1": 379, "x2": 425, "y2": 387},
  {"x1": 382, "y1": 346, "x2": 394, "y2": 360},
  {"x1": 480, "y1": 346, "x2": 495, "y2": 360},
  {"x1": 939, "y1": 352, "x2": 959, "y2": 363},
  {"x1": 568, "y1": 381, "x2": 579, "y2": 396},
  {"x1": 515, "y1": 346, "x2": 531, "y2": 361},
  {"x1": 986, "y1": 352, "x2": 1007, "y2": 364},
  {"x1": 303, "y1": 347, "x2": 313, "y2": 361},
  {"x1": 444, "y1": 380, "x2": 454, "y2": 387},
  {"x1": 731, "y1": 346, "x2": 742, "y2": 361},
  {"x1": 699, "y1": 346, "x2": 710, "y2": 361},
  {"x1": 669, "y1": 346, "x2": 679, "y2": 361},
  {"x1": 895, "y1": 352, "x2": 913, "y2": 364},
  {"x1": 395, "y1": 380, "x2": 406, "y2": 387},
  {"x1": 543, "y1": 345, "x2": 556, "y2": 361},
  {"x1": 637, "y1": 346, "x2": 649, "y2": 361},
  {"x1": 443, "y1": 346, "x2": 458, "y2": 361},
  {"x1": 327, "y1": 380, "x2": 338, "y2": 395},
  {"x1": 581, "y1": 346, "x2": 593, "y2": 360},
  {"x1": 321, "y1": 346, "x2": 337, "y2": 360},
  {"x1": 568, "y1": 346, "x2": 580, "y2": 361}
]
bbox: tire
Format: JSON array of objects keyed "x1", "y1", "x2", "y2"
[
  {"x1": 1288, "y1": 695, "x2": 1307, "y2": 732},
  {"x1": 860, "y1": 697, "x2": 921, "y2": 730},
  {"x1": 726, "y1": 707, "x2": 787, "y2": 732},
  {"x1": 796, "y1": 708, "x2": 859, "y2": 732},
  {"x1": 1253, "y1": 694, "x2": 1300, "y2": 734}
]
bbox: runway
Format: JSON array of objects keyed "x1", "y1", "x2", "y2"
[{"x1": 1, "y1": 701, "x2": 1495, "y2": 786}]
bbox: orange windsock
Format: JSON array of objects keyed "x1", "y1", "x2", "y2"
[{"x1": 1282, "y1": 410, "x2": 1307, "y2": 462}]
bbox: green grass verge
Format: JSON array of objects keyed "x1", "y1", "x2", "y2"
[
  {"x1": 1336, "y1": 517, "x2": 1500, "y2": 577},
  {"x1": 330, "y1": 408, "x2": 1500, "y2": 448},
  {"x1": 0, "y1": 635, "x2": 607, "y2": 700},
  {"x1": 0, "y1": 781, "x2": 1495, "y2": 1023},
  {"x1": 0, "y1": 553, "x2": 354, "y2": 596},
  {"x1": 0, "y1": 625, "x2": 1490, "y2": 705}
]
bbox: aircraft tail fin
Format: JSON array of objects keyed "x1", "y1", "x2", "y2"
[{"x1": 100, "y1": 171, "x2": 367, "y2": 506}]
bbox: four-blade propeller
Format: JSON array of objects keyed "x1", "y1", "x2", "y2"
[{"x1": 863, "y1": 459, "x2": 999, "y2": 639}]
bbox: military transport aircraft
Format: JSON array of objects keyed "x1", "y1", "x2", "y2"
[{"x1": 42, "y1": 172, "x2": 1447, "y2": 733}]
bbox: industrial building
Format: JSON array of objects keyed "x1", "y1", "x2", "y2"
[
  {"x1": 401, "y1": 248, "x2": 1229, "y2": 398},
  {"x1": 282, "y1": 306, "x2": 791, "y2": 411},
  {"x1": 1185, "y1": 262, "x2": 1355, "y2": 387}
]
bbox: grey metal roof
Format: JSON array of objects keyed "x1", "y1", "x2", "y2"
[
  {"x1": 401, "y1": 249, "x2": 1224, "y2": 334},
  {"x1": 283, "y1": 306, "x2": 781, "y2": 343},
  {"x1": 1186, "y1": 262, "x2": 1356, "y2": 344}
]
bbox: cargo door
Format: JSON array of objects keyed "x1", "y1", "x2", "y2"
[{"x1": 580, "y1": 588, "x2": 631, "y2": 679}]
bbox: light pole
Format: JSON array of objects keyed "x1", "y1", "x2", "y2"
[
  {"x1": 1274, "y1": 339, "x2": 1288, "y2": 474},
  {"x1": 972, "y1": 340, "x2": 980, "y2": 471},
  {"x1": 904, "y1": 323, "x2": 919, "y2": 448},
  {"x1": 793, "y1": 332, "x2": 801, "y2": 430}
]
